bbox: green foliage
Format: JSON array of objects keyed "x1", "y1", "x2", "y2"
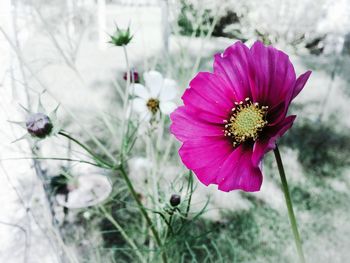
[
  {"x1": 177, "y1": 0, "x2": 213, "y2": 37},
  {"x1": 177, "y1": 1, "x2": 243, "y2": 40}
]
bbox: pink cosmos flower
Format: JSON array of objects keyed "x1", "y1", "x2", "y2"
[{"x1": 170, "y1": 41, "x2": 311, "y2": 192}]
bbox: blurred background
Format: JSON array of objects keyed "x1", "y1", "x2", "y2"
[{"x1": 1, "y1": 0, "x2": 350, "y2": 262}]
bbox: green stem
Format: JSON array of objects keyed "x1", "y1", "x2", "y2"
[
  {"x1": 58, "y1": 131, "x2": 113, "y2": 169},
  {"x1": 274, "y1": 146, "x2": 306, "y2": 263},
  {"x1": 185, "y1": 171, "x2": 193, "y2": 218},
  {"x1": 99, "y1": 206, "x2": 145, "y2": 263},
  {"x1": 165, "y1": 211, "x2": 175, "y2": 238},
  {"x1": 118, "y1": 166, "x2": 168, "y2": 263},
  {"x1": 120, "y1": 45, "x2": 131, "y2": 157}
]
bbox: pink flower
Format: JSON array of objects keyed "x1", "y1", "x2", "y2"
[{"x1": 170, "y1": 41, "x2": 311, "y2": 192}]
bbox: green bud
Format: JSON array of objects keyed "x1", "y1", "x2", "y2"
[{"x1": 109, "y1": 26, "x2": 133, "y2": 46}]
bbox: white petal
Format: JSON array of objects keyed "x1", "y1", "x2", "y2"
[
  {"x1": 159, "y1": 101, "x2": 177, "y2": 114},
  {"x1": 159, "y1": 78, "x2": 177, "y2": 101},
  {"x1": 131, "y1": 98, "x2": 148, "y2": 113},
  {"x1": 130, "y1": 83, "x2": 150, "y2": 99},
  {"x1": 144, "y1": 70, "x2": 163, "y2": 97}
]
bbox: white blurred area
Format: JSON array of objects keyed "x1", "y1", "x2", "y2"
[
  {"x1": 0, "y1": 1, "x2": 182, "y2": 262},
  {"x1": 0, "y1": 1, "x2": 167, "y2": 262},
  {"x1": 1, "y1": 0, "x2": 350, "y2": 262}
]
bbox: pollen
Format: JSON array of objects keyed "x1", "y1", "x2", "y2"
[
  {"x1": 146, "y1": 98, "x2": 160, "y2": 114},
  {"x1": 224, "y1": 98, "x2": 268, "y2": 146}
]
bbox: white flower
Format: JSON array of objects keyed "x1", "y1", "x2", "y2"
[{"x1": 130, "y1": 71, "x2": 177, "y2": 120}]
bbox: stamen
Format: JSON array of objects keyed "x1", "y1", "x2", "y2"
[
  {"x1": 224, "y1": 98, "x2": 268, "y2": 147},
  {"x1": 146, "y1": 98, "x2": 160, "y2": 114}
]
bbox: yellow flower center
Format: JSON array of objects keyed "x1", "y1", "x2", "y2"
[
  {"x1": 224, "y1": 98, "x2": 268, "y2": 147},
  {"x1": 146, "y1": 98, "x2": 160, "y2": 114}
]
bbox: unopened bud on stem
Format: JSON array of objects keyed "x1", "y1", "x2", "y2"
[
  {"x1": 109, "y1": 26, "x2": 133, "y2": 46},
  {"x1": 170, "y1": 194, "x2": 181, "y2": 207},
  {"x1": 123, "y1": 70, "x2": 139, "y2": 83},
  {"x1": 26, "y1": 113, "x2": 53, "y2": 138}
]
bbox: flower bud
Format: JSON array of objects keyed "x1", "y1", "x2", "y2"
[
  {"x1": 109, "y1": 26, "x2": 133, "y2": 46},
  {"x1": 26, "y1": 113, "x2": 53, "y2": 138},
  {"x1": 170, "y1": 194, "x2": 181, "y2": 207},
  {"x1": 123, "y1": 70, "x2": 139, "y2": 83}
]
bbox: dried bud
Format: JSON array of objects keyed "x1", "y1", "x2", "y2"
[
  {"x1": 109, "y1": 26, "x2": 133, "y2": 46},
  {"x1": 170, "y1": 194, "x2": 181, "y2": 207},
  {"x1": 50, "y1": 174, "x2": 69, "y2": 195},
  {"x1": 26, "y1": 113, "x2": 53, "y2": 138},
  {"x1": 123, "y1": 70, "x2": 139, "y2": 83}
]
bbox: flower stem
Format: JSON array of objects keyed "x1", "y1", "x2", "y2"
[
  {"x1": 118, "y1": 165, "x2": 168, "y2": 263},
  {"x1": 58, "y1": 131, "x2": 113, "y2": 169},
  {"x1": 184, "y1": 171, "x2": 193, "y2": 218},
  {"x1": 274, "y1": 146, "x2": 306, "y2": 263},
  {"x1": 120, "y1": 45, "x2": 131, "y2": 158}
]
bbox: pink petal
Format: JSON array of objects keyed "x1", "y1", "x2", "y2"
[
  {"x1": 250, "y1": 41, "x2": 296, "y2": 110},
  {"x1": 182, "y1": 88, "x2": 229, "y2": 124},
  {"x1": 213, "y1": 41, "x2": 254, "y2": 101},
  {"x1": 292, "y1": 71, "x2": 312, "y2": 100},
  {"x1": 215, "y1": 146, "x2": 244, "y2": 184},
  {"x1": 252, "y1": 115, "x2": 296, "y2": 167},
  {"x1": 170, "y1": 106, "x2": 224, "y2": 142},
  {"x1": 189, "y1": 72, "x2": 235, "y2": 108},
  {"x1": 194, "y1": 162, "x2": 226, "y2": 186},
  {"x1": 178, "y1": 137, "x2": 232, "y2": 171},
  {"x1": 217, "y1": 146, "x2": 263, "y2": 192},
  {"x1": 181, "y1": 72, "x2": 236, "y2": 123}
]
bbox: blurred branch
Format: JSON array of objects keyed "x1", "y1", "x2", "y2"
[
  {"x1": 0, "y1": 26, "x2": 119, "y2": 165},
  {"x1": 1, "y1": 156, "x2": 103, "y2": 168},
  {"x1": 191, "y1": 7, "x2": 221, "y2": 76},
  {"x1": 32, "y1": 5, "x2": 80, "y2": 76}
]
